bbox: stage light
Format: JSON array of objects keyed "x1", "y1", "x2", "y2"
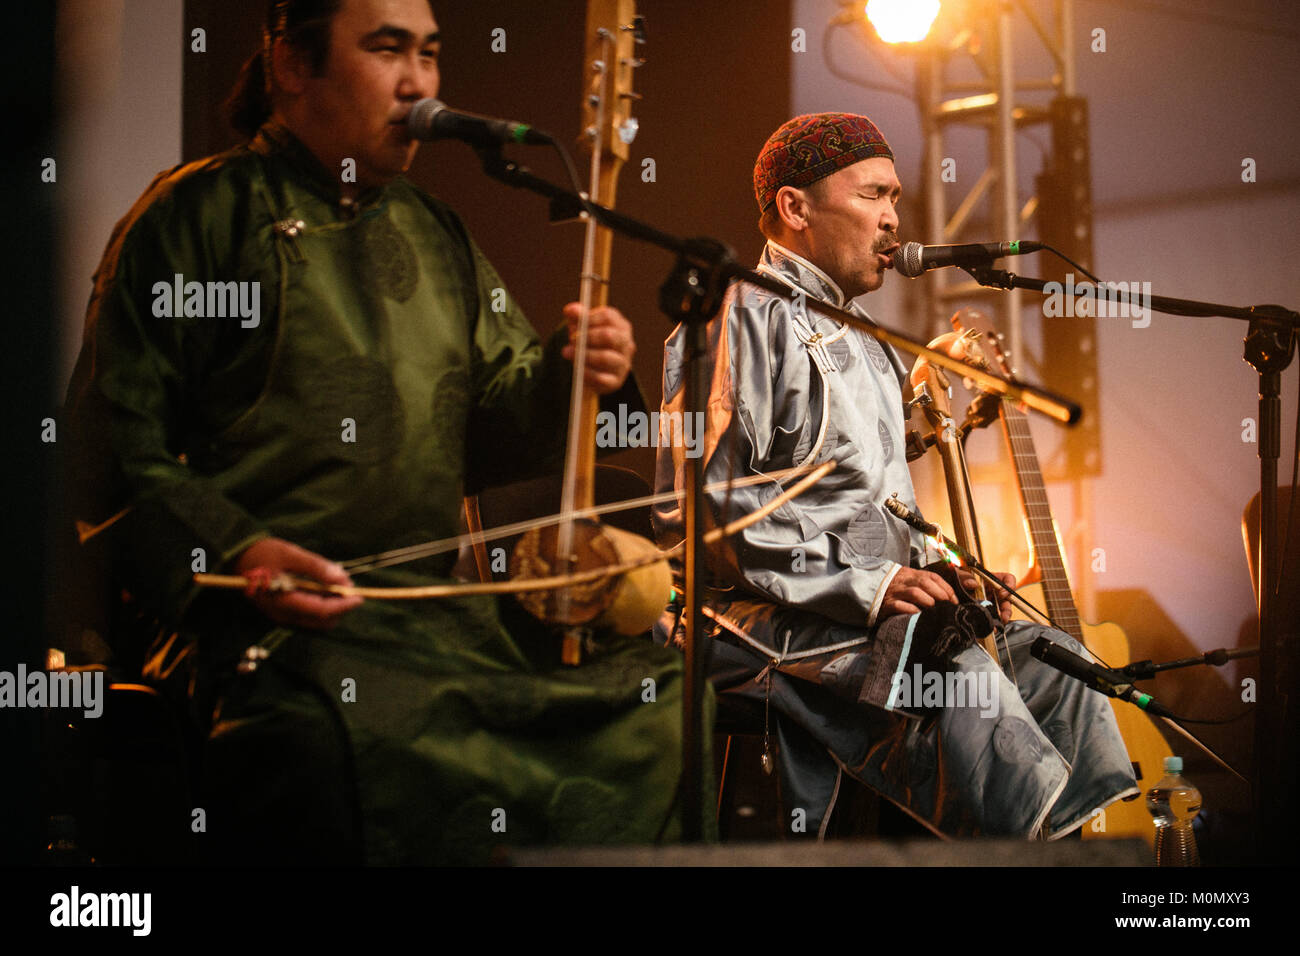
[{"x1": 865, "y1": 0, "x2": 941, "y2": 44}]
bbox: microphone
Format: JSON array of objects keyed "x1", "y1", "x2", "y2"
[
  {"x1": 891, "y1": 240, "x2": 1044, "y2": 278},
  {"x1": 406, "y1": 98, "x2": 551, "y2": 147},
  {"x1": 1030, "y1": 637, "x2": 1175, "y2": 718}
]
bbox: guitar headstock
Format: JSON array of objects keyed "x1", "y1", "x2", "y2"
[
  {"x1": 911, "y1": 324, "x2": 992, "y2": 390},
  {"x1": 580, "y1": 0, "x2": 644, "y2": 184},
  {"x1": 950, "y1": 307, "x2": 1012, "y2": 380}
]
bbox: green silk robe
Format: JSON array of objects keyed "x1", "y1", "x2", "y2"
[{"x1": 64, "y1": 123, "x2": 702, "y2": 863}]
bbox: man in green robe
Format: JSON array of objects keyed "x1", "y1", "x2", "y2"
[{"x1": 63, "y1": 0, "x2": 697, "y2": 864}]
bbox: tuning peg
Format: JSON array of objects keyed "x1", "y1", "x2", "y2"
[
  {"x1": 617, "y1": 117, "x2": 639, "y2": 145},
  {"x1": 624, "y1": 15, "x2": 647, "y2": 45}
]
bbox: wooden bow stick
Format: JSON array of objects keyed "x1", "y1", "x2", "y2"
[{"x1": 194, "y1": 461, "x2": 836, "y2": 601}]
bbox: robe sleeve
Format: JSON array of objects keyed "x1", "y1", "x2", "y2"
[
  {"x1": 63, "y1": 177, "x2": 271, "y2": 626},
  {"x1": 462, "y1": 236, "x2": 644, "y2": 492}
]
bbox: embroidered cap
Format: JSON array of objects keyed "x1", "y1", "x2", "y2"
[{"x1": 753, "y1": 113, "x2": 894, "y2": 213}]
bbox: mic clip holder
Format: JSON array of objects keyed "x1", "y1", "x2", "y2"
[{"x1": 473, "y1": 145, "x2": 589, "y2": 226}]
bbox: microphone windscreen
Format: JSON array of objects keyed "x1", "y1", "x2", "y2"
[
  {"x1": 893, "y1": 242, "x2": 925, "y2": 278},
  {"x1": 407, "y1": 98, "x2": 446, "y2": 140}
]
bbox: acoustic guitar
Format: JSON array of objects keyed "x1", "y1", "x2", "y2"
[{"x1": 949, "y1": 309, "x2": 1172, "y2": 846}]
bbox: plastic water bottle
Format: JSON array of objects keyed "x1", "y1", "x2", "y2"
[{"x1": 1145, "y1": 756, "x2": 1201, "y2": 866}]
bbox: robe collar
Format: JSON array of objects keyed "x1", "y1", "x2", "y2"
[
  {"x1": 252, "y1": 121, "x2": 388, "y2": 213},
  {"x1": 761, "y1": 240, "x2": 911, "y2": 396},
  {"x1": 760, "y1": 240, "x2": 848, "y2": 309}
]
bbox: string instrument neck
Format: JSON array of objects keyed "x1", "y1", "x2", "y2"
[
  {"x1": 564, "y1": 0, "x2": 639, "y2": 514},
  {"x1": 911, "y1": 332, "x2": 989, "y2": 603},
  {"x1": 997, "y1": 399, "x2": 1085, "y2": 643}
]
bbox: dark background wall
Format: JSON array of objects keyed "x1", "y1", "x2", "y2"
[
  {"x1": 183, "y1": 0, "x2": 792, "y2": 479},
  {"x1": 4, "y1": 0, "x2": 58, "y2": 867}
]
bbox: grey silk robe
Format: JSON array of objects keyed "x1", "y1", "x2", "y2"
[{"x1": 653, "y1": 241, "x2": 1138, "y2": 839}]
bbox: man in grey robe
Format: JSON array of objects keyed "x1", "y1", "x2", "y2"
[{"x1": 653, "y1": 112, "x2": 1138, "y2": 840}]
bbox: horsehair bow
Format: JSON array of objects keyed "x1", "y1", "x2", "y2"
[
  {"x1": 74, "y1": 463, "x2": 816, "y2": 555},
  {"x1": 337, "y1": 463, "x2": 821, "y2": 576},
  {"x1": 192, "y1": 460, "x2": 836, "y2": 600}
]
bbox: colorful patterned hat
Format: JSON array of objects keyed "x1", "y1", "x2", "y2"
[{"x1": 754, "y1": 113, "x2": 894, "y2": 213}]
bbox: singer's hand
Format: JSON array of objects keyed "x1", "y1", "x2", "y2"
[
  {"x1": 562, "y1": 304, "x2": 636, "y2": 395},
  {"x1": 878, "y1": 567, "x2": 958, "y2": 620},
  {"x1": 989, "y1": 571, "x2": 1017, "y2": 624},
  {"x1": 955, "y1": 568, "x2": 1016, "y2": 622}
]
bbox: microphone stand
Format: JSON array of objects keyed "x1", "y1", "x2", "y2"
[
  {"x1": 472, "y1": 144, "x2": 1085, "y2": 841},
  {"x1": 1032, "y1": 638, "x2": 1252, "y2": 785},
  {"x1": 1120, "y1": 646, "x2": 1260, "y2": 682},
  {"x1": 961, "y1": 263, "x2": 1299, "y2": 860}
]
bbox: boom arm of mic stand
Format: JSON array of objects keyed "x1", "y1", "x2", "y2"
[
  {"x1": 730, "y1": 267, "x2": 1082, "y2": 425},
  {"x1": 1120, "y1": 646, "x2": 1261, "y2": 681},
  {"x1": 961, "y1": 264, "x2": 1300, "y2": 327},
  {"x1": 474, "y1": 147, "x2": 1082, "y2": 428}
]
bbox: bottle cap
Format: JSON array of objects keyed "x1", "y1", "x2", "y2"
[{"x1": 1163, "y1": 755, "x2": 1183, "y2": 774}]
